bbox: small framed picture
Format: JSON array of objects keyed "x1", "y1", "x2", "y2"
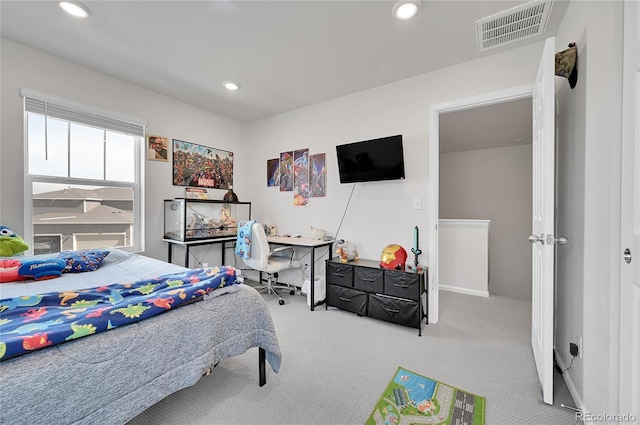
[
  {"x1": 147, "y1": 135, "x2": 169, "y2": 161},
  {"x1": 185, "y1": 188, "x2": 209, "y2": 199}
]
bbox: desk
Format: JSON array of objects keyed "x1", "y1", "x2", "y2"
[
  {"x1": 267, "y1": 236, "x2": 335, "y2": 311},
  {"x1": 164, "y1": 237, "x2": 236, "y2": 268}
]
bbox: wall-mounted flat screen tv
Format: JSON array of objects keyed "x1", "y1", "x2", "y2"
[{"x1": 336, "y1": 134, "x2": 405, "y2": 183}]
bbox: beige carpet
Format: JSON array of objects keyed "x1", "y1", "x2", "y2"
[{"x1": 128, "y1": 287, "x2": 578, "y2": 425}]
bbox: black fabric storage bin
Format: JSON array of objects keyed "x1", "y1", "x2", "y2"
[
  {"x1": 326, "y1": 262, "x2": 353, "y2": 287},
  {"x1": 354, "y1": 267, "x2": 384, "y2": 293},
  {"x1": 384, "y1": 270, "x2": 420, "y2": 300},
  {"x1": 326, "y1": 284, "x2": 367, "y2": 316},
  {"x1": 368, "y1": 294, "x2": 420, "y2": 328}
]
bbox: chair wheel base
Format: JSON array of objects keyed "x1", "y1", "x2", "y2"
[
  {"x1": 289, "y1": 290, "x2": 295, "y2": 295},
  {"x1": 279, "y1": 299, "x2": 285, "y2": 305}
]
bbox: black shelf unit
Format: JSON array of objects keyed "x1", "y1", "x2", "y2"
[{"x1": 325, "y1": 258, "x2": 428, "y2": 336}]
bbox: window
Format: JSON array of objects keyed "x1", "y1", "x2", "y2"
[
  {"x1": 22, "y1": 88, "x2": 146, "y2": 253},
  {"x1": 33, "y1": 235, "x2": 62, "y2": 255}
]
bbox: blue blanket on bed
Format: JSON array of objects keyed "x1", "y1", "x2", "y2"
[{"x1": 0, "y1": 266, "x2": 239, "y2": 361}]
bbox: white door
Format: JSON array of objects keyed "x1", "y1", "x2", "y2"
[
  {"x1": 529, "y1": 36, "x2": 555, "y2": 405},
  {"x1": 620, "y1": 1, "x2": 640, "y2": 420}
]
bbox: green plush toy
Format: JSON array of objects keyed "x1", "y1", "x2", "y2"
[{"x1": 0, "y1": 226, "x2": 29, "y2": 257}]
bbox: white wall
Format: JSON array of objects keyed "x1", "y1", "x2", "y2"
[
  {"x1": 0, "y1": 39, "x2": 246, "y2": 264},
  {"x1": 243, "y1": 42, "x2": 544, "y2": 281},
  {"x1": 438, "y1": 219, "x2": 490, "y2": 297},
  {"x1": 554, "y1": 0, "x2": 623, "y2": 414},
  {"x1": 0, "y1": 37, "x2": 545, "y2": 278},
  {"x1": 439, "y1": 144, "x2": 532, "y2": 300}
]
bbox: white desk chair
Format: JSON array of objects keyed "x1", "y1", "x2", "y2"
[{"x1": 242, "y1": 222, "x2": 300, "y2": 305}]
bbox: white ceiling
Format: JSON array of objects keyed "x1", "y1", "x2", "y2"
[{"x1": 0, "y1": 0, "x2": 566, "y2": 150}]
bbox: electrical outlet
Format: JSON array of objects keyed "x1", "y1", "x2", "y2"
[
  {"x1": 569, "y1": 342, "x2": 579, "y2": 357},
  {"x1": 202, "y1": 262, "x2": 208, "y2": 268},
  {"x1": 578, "y1": 336, "x2": 583, "y2": 359}
]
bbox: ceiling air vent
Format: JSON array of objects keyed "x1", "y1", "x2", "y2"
[{"x1": 475, "y1": 0, "x2": 553, "y2": 52}]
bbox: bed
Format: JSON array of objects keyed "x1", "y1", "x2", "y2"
[{"x1": 0, "y1": 249, "x2": 282, "y2": 425}]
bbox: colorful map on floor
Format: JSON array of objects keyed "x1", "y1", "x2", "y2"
[{"x1": 366, "y1": 367, "x2": 485, "y2": 425}]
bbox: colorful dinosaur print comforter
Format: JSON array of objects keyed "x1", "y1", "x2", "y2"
[{"x1": 0, "y1": 265, "x2": 239, "y2": 361}]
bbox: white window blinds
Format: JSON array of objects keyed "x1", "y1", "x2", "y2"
[{"x1": 21, "y1": 88, "x2": 146, "y2": 137}]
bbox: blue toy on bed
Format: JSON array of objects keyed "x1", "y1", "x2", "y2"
[
  {"x1": 17, "y1": 258, "x2": 66, "y2": 280},
  {"x1": 0, "y1": 225, "x2": 66, "y2": 281}
]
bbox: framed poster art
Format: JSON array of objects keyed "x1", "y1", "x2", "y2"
[
  {"x1": 310, "y1": 153, "x2": 326, "y2": 197},
  {"x1": 147, "y1": 135, "x2": 169, "y2": 161},
  {"x1": 279, "y1": 151, "x2": 293, "y2": 192},
  {"x1": 267, "y1": 158, "x2": 279, "y2": 187},
  {"x1": 172, "y1": 139, "x2": 233, "y2": 189},
  {"x1": 293, "y1": 148, "x2": 309, "y2": 206}
]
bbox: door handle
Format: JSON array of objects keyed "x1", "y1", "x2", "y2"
[
  {"x1": 528, "y1": 234, "x2": 544, "y2": 244},
  {"x1": 529, "y1": 234, "x2": 568, "y2": 245},
  {"x1": 624, "y1": 248, "x2": 632, "y2": 264}
]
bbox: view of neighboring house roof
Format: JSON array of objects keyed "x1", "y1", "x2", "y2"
[
  {"x1": 34, "y1": 205, "x2": 133, "y2": 224},
  {"x1": 33, "y1": 187, "x2": 133, "y2": 201}
]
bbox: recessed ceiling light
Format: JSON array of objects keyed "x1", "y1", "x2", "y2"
[
  {"x1": 393, "y1": 1, "x2": 421, "y2": 20},
  {"x1": 223, "y1": 81, "x2": 241, "y2": 91},
  {"x1": 59, "y1": 1, "x2": 92, "y2": 18}
]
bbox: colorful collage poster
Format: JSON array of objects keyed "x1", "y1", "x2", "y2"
[
  {"x1": 293, "y1": 149, "x2": 309, "y2": 206},
  {"x1": 279, "y1": 151, "x2": 293, "y2": 192},
  {"x1": 269, "y1": 149, "x2": 326, "y2": 206},
  {"x1": 172, "y1": 139, "x2": 233, "y2": 189},
  {"x1": 267, "y1": 158, "x2": 279, "y2": 187},
  {"x1": 309, "y1": 153, "x2": 326, "y2": 198}
]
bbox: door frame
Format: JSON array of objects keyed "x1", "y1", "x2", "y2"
[
  {"x1": 619, "y1": 0, "x2": 639, "y2": 417},
  {"x1": 427, "y1": 84, "x2": 533, "y2": 323}
]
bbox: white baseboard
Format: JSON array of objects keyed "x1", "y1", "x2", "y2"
[
  {"x1": 439, "y1": 284, "x2": 489, "y2": 298},
  {"x1": 554, "y1": 349, "x2": 591, "y2": 424}
]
